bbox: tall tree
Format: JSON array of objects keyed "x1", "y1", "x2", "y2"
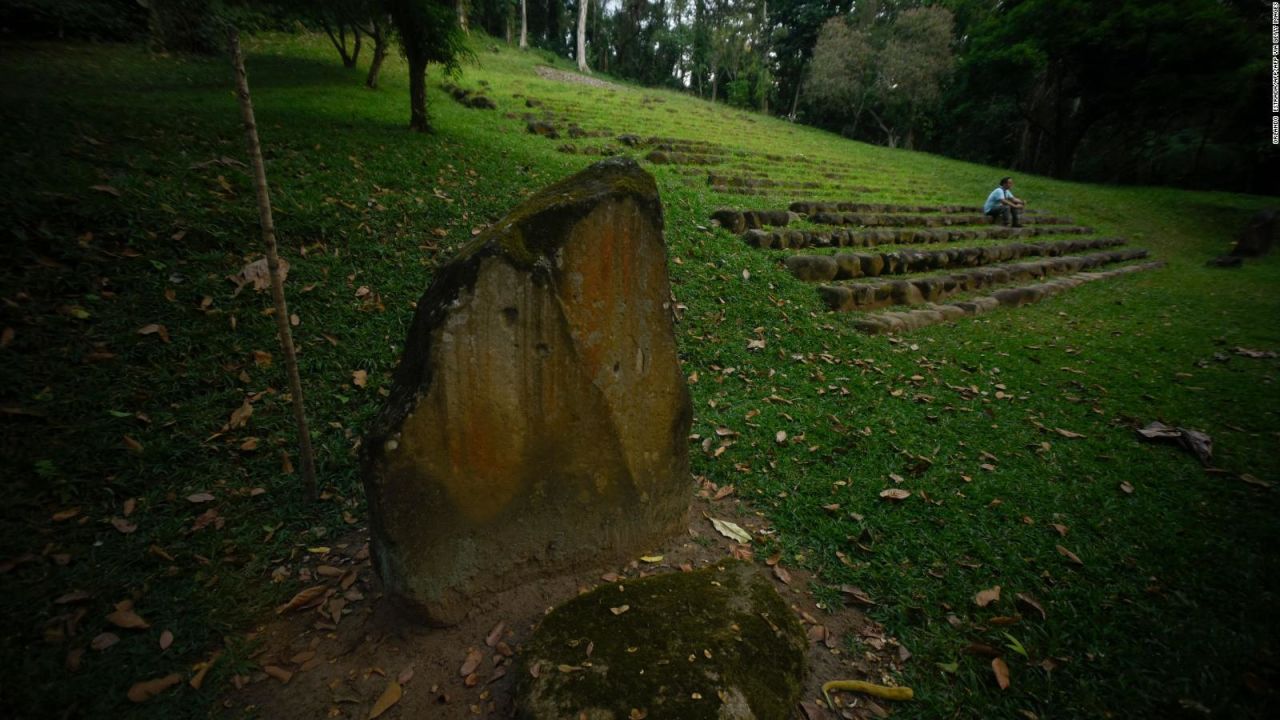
[
  {"x1": 575, "y1": 0, "x2": 588, "y2": 72},
  {"x1": 385, "y1": 0, "x2": 469, "y2": 131},
  {"x1": 519, "y1": 0, "x2": 527, "y2": 47},
  {"x1": 318, "y1": 1, "x2": 364, "y2": 68},
  {"x1": 803, "y1": 5, "x2": 954, "y2": 147},
  {"x1": 359, "y1": 9, "x2": 392, "y2": 88}
]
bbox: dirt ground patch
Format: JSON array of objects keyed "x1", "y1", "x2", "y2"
[
  {"x1": 222, "y1": 484, "x2": 905, "y2": 720},
  {"x1": 535, "y1": 65, "x2": 624, "y2": 91}
]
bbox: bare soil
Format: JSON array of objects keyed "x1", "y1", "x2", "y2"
[{"x1": 222, "y1": 485, "x2": 905, "y2": 720}]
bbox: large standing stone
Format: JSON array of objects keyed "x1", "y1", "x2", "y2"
[{"x1": 362, "y1": 158, "x2": 693, "y2": 625}]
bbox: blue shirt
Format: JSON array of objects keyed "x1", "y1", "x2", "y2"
[{"x1": 985, "y1": 186, "x2": 1014, "y2": 213}]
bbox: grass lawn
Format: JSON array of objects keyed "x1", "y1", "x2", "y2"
[{"x1": 1, "y1": 31, "x2": 1278, "y2": 719}]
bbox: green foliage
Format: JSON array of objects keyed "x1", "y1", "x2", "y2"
[
  {"x1": 950, "y1": 0, "x2": 1270, "y2": 189},
  {"x1": 386, "y1": 0, "x2": 472, "y2": 129},
  {"x1": 0, "y1": 0, "x2": 149, "y2": 41},
  {"x1": 804, "y1": 5, "x2": 955, "y2": 148}
]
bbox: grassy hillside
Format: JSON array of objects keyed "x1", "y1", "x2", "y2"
[{"x1": 1, "y1": 32, "x2": 1277, "y2": 719}]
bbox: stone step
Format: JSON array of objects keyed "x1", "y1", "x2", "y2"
[
  {"x1": 817, "y1": 250, "x2": 1151, "y2": 312},
  {"x1": 850, "y1": 262, "x2": 1167, "y2": 334},
  {"x1": 784, "y1": 237, "x2": 1129, "y2": 282},
  {"x1": 790, "y1": 201, "x2": 984, "y2": 215},
  {"x1": 745, "y1": 223, "x2": 1095, "y2": 250},
  {"x1": 713, "y1": 207, "x2": 1066, "y2": 234},
  {"x1": 711, "y1": 208, "x2": 798, "y2": 233},
  {"x1": 805, "y1": 211, "x2": 1071, "y2": 228}
]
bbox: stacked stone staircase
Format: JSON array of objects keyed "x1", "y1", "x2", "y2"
[{"x1": 712, "y1": 200, "x2": 1164, "y2": 334}]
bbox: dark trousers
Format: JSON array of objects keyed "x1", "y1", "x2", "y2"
[{"x1": 986, "y1": 206, "x2": 1022, "y2": 227}]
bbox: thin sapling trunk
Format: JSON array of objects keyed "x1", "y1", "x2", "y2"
[{"x1": 227, "y1": 30, "x2": 319, "y2": 501}]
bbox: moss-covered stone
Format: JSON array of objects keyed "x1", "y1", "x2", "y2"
[{"x1": 515, "y1": 561, "x2": 806, "y2": 720}]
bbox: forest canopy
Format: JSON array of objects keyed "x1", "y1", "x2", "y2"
[{"x1": 3, "y1": 0, "x2": 1273, "y2": 193}]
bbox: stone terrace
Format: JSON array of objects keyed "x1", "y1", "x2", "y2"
[{"x1": 711, "y1": 200, "x2": 1165, "y2": 333}]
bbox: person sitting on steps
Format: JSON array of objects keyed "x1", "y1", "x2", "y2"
[{"x1": 984, "y1": 176, "x2": 1025, "y2": 227}]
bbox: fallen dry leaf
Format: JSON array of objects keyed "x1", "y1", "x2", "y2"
[
  {"x1": 710, "y1": 517, "x2": 752, "y2": 544},
  {"x1": 460, "y1": 647, "x2": 484, "y2": 676},
  {"x1": 111, "y1": 517, "x2": 137, "y2": 534},
  {"x1": 159, "y1": 629, "x2": 173, "y2": 650},
  {"x1": 992, "y1": 657, "x2": 1011, "y2": 690},
  {"x1": 127, "y1": 673, "x2": 182, "y2": 702},
  {"x1": 227, "y1": 400, "x2": 253, "y2": 430},
  {"x1": 229, "y1": 257, "x2": 288, "y2": 296},
  {"x1": 55, "y1": 590, "x2": 92, "y2": 605},
  {"x1": 974, "y1": 586, "x2": 1002, "y2": 608},
  {"x1": 798, "y1": 700, "x2": 829, "y2": 720},
  {"x1": 610, "y1": 605, "x2": 631, "y2": 616},
  {"x1": 773, "y1": 565, "x2": 792, "y2": 585},
  {"x1": 186, "y1": 492, "x2": 215, "y2": 504},
  {"x1": 91, "y1": 632, "x2": 120, "y2": 650},
  {"x1": 263, "y1": 665, "x2": 292, "y2": 683},
  {"x1": 486, "y1": 621, "x2": 506, "y2": 648},
  {"x1": 880, "y1": 488, "x2": 911, "y2": 501},
  {"x1": 275, "y1": 585, "x2": 327, "y2": 614},
  {"x1": 106, "y1": 605, "x2": 150, "y2": 630},
  {"x1": 1056, "y1": 545, "x2": 1084, "y2": 566},
  {"x1": 1053, "y1": 428, "x2": 1086, "y2": 439},
  {"x1": 1016, "y1": 593, "x2": 1046, "y2": 620},
  {"x1": 368, "y1": 679, "x2": 402, "y2": 719},
  {"x1": 136, "y1": 324, "x2": 170, "y2": 343},
  {"x1": 840, "y1": 585, "x2": 876, "y2": 606},
  {"x1": 189, "y1": 650, "x2": 221, "y2": 689},
  {"x1": 352, "y1": 370, "x2": 368, "y2": 388},
  {"x1": 1119, "y1": 481, "x2": 1134, "y2": 494}
]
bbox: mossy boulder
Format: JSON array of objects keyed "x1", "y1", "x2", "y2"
[{"x1": 515, "y1": 561, "x2": 806, "y2": 720}]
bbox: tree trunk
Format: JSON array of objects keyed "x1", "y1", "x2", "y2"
[
  {"x1": 760, "y1": 0, "x2": 768, "y2": 114},
  {"x1": 868, "y1": 108, "x2": 896, "y2": 148},
  {"x1": 577, "y1": 0, "x2": 589, "y2": 73},
  {"x1": 366, "y1": 32, "x2": 388, "y2": 89},
  {"x1": 322, "y1": 18, "x2": 361, "y2": 68},
  {"x1": 457, "y1": 0, "x2": 469, "y2": 34},
  {"x1": 227, "y1": 29, "x2": 318, "y2": 501},
  {"x1": 788, "y1": 80, "x2": 800, "y2": 120},
  {"x1": 408, "y1": 56, "x2": 429, "y2": 132},
  {"x1": 520, "y1": 0, "x2": 528, "y2": 49},
  {"x1": 711, "y1": 71, "x2": 718, "y2": 103}
]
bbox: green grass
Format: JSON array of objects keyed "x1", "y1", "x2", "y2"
[{"x1": 1, "y1": 31, "x2": 1278, "y2": 719}]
